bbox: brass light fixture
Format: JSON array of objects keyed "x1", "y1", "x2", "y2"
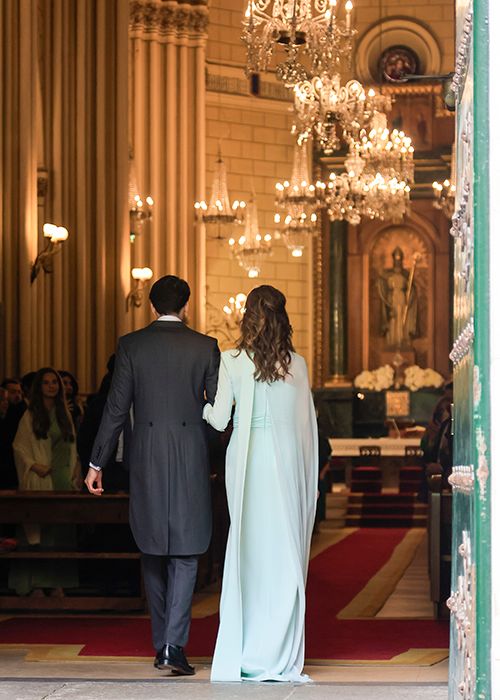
[
  {"x1": 127, "y1": 267, "x2": 153, "y2": 310},
  {"x1": 31, "y1": 223, "x2": 69, "y2": 284},
  {"x1": 129, "y1": 159, "x2": 154, "y2": 242}
]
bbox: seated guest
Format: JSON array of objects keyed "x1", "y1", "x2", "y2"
[
  {"x1": 1, "y1": 378, "x2": 24, "y2": 408},
  {"x1": 315, "y1": 422, "x2": 332, "y2": 531},
  {"x1": 0, "y1": 388, "x2": 8, "y2": 418},
  {"x1": 9, "y1": 368, "x2": 80, "y2": 597},
  {"x1": 0, "y1": 387, "x2": 18, "y2": 489},
  {"x1": 419, "y1": 380, "x2": 453, "y2": 500},
  {"x1": 21, "y1": 372, "x2": 36, "y2": 403},
  {"x1": 77, "y1": 355, "x2": 129, "y2": 491},
  {"x1": 59, "y1": 370, "x2": 83, "y2": 431}
]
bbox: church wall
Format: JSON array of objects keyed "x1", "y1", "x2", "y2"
[
  {"x1": 0, "y1": 0, "x2": 455, "y2": 390},
  {"x1": 205, "y1": 0, "x2": 455, "y2": 379},
  {"x1": 204, "y1": 95, "x2": 313, "y2": 362},
  {"x1": 204, "y1": 3, "x2": 313, "y2": 363}
]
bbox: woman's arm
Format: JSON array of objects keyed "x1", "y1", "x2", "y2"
[
  {"x1": 13, "y1": 413, "x2": 50, "y2": 483},
  {"x1": 203, "y1": 355, "x2": 234, "y2": 432}
]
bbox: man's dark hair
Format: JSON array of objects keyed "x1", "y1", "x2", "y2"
[
  {"x1": 1, "y1": 378, "x2": 20, "y2": 389},
  {"x1": 21, "y1": 372, "x2": 36, "y2": 397},
  {"x1": 149, "y1": 275, "x2": 190, "y2": 315}
]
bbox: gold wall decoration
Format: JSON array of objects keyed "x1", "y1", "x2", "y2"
[{"x1": 385, "y1": 390, "x2": 410, "y2": 418}]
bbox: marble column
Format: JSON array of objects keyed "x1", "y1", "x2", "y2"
[
  {"x1": 129, "y1": 0, "x2": 208, "y2": 331},
  {"x1": 39, "y1": 0, "x2": 130, "y2": 390},
  {"x1": 0, "y1": 0, "x2": 130, "y2": 390},
  {"x1": 329, "y1": 220, "x2": 349, "y2": 381},
  {"x1": 0, "y1": 0, "x2": 39, "y2": 377}
]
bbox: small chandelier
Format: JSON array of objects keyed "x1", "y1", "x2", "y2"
[
  {"x1": 293, "y1": 75, "x2": 364, "y2": 153},
  {"x1": 293, "y1": 77, "x2": 392, "y2": 155},
  {"x1": 352, "y1": 111, "x2": 415, "y2": 184},
  {"x1": 242, "y1": 0, "x2": 356, "y2": 85},
  {"x1": 432, "y1": 179, "x2": 456, "y2": 218},
  {"x1": 228, "y1": 195, "x2": 272, "y2": 278},
  {"x1": 274, "y1": 142, "x2": 324, "y2": 256},
  {"x1": 432, "y1": 146, "x2": 456, "y2": 219},
  {"x1": 194, "y1": 147, "x2": 245, "y2": 239},
  {"x1": 325, "y1": 149, "x2": 411, "y2": 224}
]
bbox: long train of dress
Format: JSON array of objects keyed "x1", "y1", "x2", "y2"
[{"x1": 203, "y1": 349, "x2": 318, "y2": 682}]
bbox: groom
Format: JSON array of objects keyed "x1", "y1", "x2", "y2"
[{"x1": 85, "y1": 275, "x2": 220, "y2": 676}]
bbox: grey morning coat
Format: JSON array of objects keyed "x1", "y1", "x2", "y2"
[{"x1": 90, "y1": 320, "x2": 220, "y2": 556}]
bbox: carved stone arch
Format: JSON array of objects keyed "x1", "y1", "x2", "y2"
[{"x1": 354, "y1": 17, "x2": 442, "y2": 84}]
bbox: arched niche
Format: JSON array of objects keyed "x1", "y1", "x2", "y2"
[
  {"x1": 355, "y1": 18, "x2": 442, "y2": 83},
  {"x1": 346, "y1": 211, "x2": 450, "y2": 378}
]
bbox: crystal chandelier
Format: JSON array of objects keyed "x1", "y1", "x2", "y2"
[
  {"x1": 325, "y1": 149, "x2": 411, "y2": 224},
  {"x1": 228, "y1": 195, "x2": 273, "y2": 278},
  {"x1": 351, "y1": 111, "x2": 415, "y2": 184},
  {"x1": 194, "y1": 147, "x2": 245, "y2": 239},
  {"x1": 293, "y1": 76, "x2": 392, "y2": 155},
  {"x1": 274, "y1": 142, "x2": 324, "y2": 256},
  {"x1": 242, "y1": 0, "x2": 356, "y2": 85}
]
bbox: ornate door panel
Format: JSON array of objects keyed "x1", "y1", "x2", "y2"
[{"x1": 448, "y1": 1, "x2": 491, "y2": 698}]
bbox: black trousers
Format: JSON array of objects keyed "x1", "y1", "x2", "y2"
[{"x1": 141, "y1": 553, "x2": 198, "y2": 651}]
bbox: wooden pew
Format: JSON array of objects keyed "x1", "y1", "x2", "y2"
[{"x1": 0, "y1": 491, "x2": 144, "y2": 611}]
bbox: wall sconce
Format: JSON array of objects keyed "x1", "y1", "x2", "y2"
[
  {"x1": 130, "y1": 195, "x2": 154, "y2": 242},
  {"x1": 223, "y1": 293, "x2": 247, "y2": 323},
  {"x1": 31, "y1": 223, "x2": 69, "y2": 284},
  {"x1": 206, "y1": 292, "x2": 247, "y2": 348},
  {"x1": 127, "y1": 267, "x2": 153, "y2": 310}
]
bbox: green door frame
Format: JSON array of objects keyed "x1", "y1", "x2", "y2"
[{"x1": 472, "y1": 0, "x2": 491, "y2": 695}]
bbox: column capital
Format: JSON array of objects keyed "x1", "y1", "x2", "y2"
[{"x1": 130, "y1": 0, "x2": 209, "y2": 39}]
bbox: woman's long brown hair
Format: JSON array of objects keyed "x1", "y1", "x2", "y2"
[
  {"x1": 29, "y1": 368, "x2": 75, "y2": 442},
  {"x1": 237, "y1": 285, "x2": 294, "y2": 383}
]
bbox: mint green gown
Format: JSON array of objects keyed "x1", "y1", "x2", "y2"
[{"x1": 203, "y1": 350, "x2": 318, "y2": 682}]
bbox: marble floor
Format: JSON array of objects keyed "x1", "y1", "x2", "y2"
[
  {"x1": 0, "y1": 679, "x2": 448, "y2": 700},
  {"x1": 0, "y1": 526, "x2": 449, "y2": 698}
]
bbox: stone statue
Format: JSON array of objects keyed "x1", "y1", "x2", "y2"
[{"x1": 377, "y1": 247, "x2": 418, "y2": 349}]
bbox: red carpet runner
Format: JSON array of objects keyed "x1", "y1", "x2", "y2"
[{"x1": 0, "y1": 528, "x2": 448, "y2": 661}]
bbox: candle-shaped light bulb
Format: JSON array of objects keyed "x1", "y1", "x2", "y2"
[{"x1": 345, "y1": 0, "x2": 352, "y2": 29}]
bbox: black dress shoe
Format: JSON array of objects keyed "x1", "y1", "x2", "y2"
[{"x1": 154, "y1": 644, "x2": 195, "y2": 675}]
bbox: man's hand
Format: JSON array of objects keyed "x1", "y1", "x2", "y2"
[
  {"x1": 85, "y1": 467, "x2": 104, "y2": 496},
  {"x1": 31, "y1": 463, "x2": 52, "y2": 478}
]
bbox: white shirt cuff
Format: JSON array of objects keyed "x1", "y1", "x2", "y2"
[{"x1": 89, "y1": 463, "x2": 102, "y2": 471}]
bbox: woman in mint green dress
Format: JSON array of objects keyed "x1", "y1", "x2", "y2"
[
  {"x1": 10, "y1": 368, "x2": 79, "y2": 596},
  {"x1": 204, "y1": 286, "x2": 318, "y2": 683}
]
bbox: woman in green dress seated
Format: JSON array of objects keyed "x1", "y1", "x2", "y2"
[{"x1": 9, "y1": 368, "x2": 80, "y2": 597}]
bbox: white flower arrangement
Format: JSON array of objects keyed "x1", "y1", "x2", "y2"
[
  {"x1": 403, "y1": 365, "x2": 444, "y2": 392},
  {"x1": 354, "y1": 365, "x2": 394, "y2": 391},
  {"x1": 354, "y1": 364, "x2": 444, "y2": 392}
]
